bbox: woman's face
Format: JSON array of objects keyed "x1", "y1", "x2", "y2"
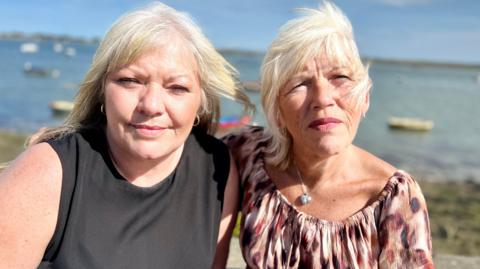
[
  {"x1": 278, "y1": 54, "x2": 369, "y2": 159},
  {"x1": 104, "y1": 40, "x2": 202, "y2": 161}
]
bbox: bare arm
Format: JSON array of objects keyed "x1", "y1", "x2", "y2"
[
  {"x1": 0, "y1": 143, "x2": 62, "y2": 268},
  {"x1": 211, "y1": 152, "x2": 240, "y2": 269}
]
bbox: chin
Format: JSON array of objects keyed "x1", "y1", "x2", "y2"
[
  {"x1": 129, "y1": 143, "x2": 174, "y2": 160},
  {"x1": 318, "y1": 147, "x2": 342, "y2": 157},
  {"x1": 315, "y1": 140, "x2": 347, "y2": 157},
  {"x1": 129, "y1": 150, "x2": 160, "y2": 160}
]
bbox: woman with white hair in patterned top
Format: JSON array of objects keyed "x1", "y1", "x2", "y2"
[{"x1": 224, "y1": 2, "x2": 434, "y2": 268}]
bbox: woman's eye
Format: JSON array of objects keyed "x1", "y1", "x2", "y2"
[
  {"x1": 292, "y1": 80, "x2": 311, "y2": 90},
  {"x1": 116, "y1": 77, "x2": 141, "y2": 86},
  {"x1": 332, "y1": 74, "x2": 351, "y2": 81},
  {"x1": 331, "y1": 74, "x2": 353, "y2": 89},
  {"x1": 170, "y1": 85, "x2": 190, "y2": 94}
]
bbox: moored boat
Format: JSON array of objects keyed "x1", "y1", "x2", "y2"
[
  {"x1": 388, "y1": 117, "x2": 434, "y2": 131},
  {"x1": 20, "y1": 42, "x2": 39, "y2": 53},
  {"x1": 23, "y1": 62, "x2": 60, "y2": 78},
  {"x1": 49, "y1": 100, "x2": 74, "y2": 116},
  {"x1": 242, "y1": 80, "x2": 261, "y2": 92}
]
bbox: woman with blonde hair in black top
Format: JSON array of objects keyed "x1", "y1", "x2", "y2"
[{"x1": 0, "y1": 2, "x2": 252, "y2": 268}]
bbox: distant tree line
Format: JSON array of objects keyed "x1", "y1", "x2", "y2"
[{"x1": 0, "y1": 31, "x2": 100, "y2": 44}]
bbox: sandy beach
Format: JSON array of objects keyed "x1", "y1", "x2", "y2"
[{"x1": 1, "y1": 129, "x2": 479, "y2": 267}]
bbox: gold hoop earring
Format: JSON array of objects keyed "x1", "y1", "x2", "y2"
[
  {"x1": 100, "y1": 104, "x2": 105, "y2": 114},
  {"x1": 193, "y1": 115, "x2": 200, "y2": 126}
]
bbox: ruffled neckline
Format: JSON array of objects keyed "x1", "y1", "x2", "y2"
[{"x1": 255, "y1": 157, "x2": 407, "y2": 227}]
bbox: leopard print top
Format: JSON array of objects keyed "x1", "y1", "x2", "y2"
[{"x1": 223, "y1": 126, "x2": 434, "y2": 269}]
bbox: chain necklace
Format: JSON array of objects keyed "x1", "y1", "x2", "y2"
[{"x1": 294, "y1": 163, "x2": 312, "y2": 205}]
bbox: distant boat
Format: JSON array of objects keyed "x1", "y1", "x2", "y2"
[
  {"x1": 49, "y1": 100, "x2": 74, "y2": 116},
  {"x1": 53, "y1": 42, "x2": 64, "y2": 53},
  {"x1": 242, "y1": 80, "x2": 261, "y2": 92},
  {"x1": 65, "y1": 47, "x2": 76, "y2": 57},
  {"x1": 23, "y1": 62, "x2": 60, "y2": 78},
  {"x1": 62, "y1": 82, "x2": 78, "y2": 90},
  {"x1": 388, "y1": 117, "x2": 434, "y2": 132},
  {"x1": 20, "y1": 42, "x2": 38, "y2": 53}
]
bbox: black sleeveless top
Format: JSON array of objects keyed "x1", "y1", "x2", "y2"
[{"x1": 39, "y1": 128, "x2": 230, "y2": 269}]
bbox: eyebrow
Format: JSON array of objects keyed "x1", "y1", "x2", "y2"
[
  {"x1": 167, "y1": 74, "x2": 193, "y2": 80},
  {"x1": 115, "y1": 66, "x2": 196, "y2": 81},
  {"x1": 328, "y1": 66, "x2": 352, "y2": 72},
  {"x1": 116, "y1": 65, "x2": 149, "y2": 77},
  {"x1": 289, "y1": 70, "x2": 312, "y2": 80}
]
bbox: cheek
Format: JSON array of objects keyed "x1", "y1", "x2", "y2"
[
  {"x1": 169, "y1": 95, "x2": 202, "y2": 125},
  {"x1": 278, "y1": 95, "x2": 300, "y2": 125},
  {"x1": 343, "y1": 109, "x2": 363, "y2": 133},
  {"x1": 104, "y1": 86, "x2": 138, "y2": 121},
  {"x1": 338, "y1": 99, "x2": 361, "y2": 121},
  {"x1": 279, "y1": 108, "x2": 304, "y2": 139}
]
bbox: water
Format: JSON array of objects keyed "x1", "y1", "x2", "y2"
[
  {"x1": 1, "y1": 40, "x2": 479, "y2": 182},
  {"x1": 0, "y1": 40, "x2": 94, "y2": 131},
  {"x1": 358, "y1": 62, "x2": 480, "y2": 182}
]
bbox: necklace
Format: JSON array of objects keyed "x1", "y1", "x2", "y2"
[{"x1": 294, "y1": 163, "x2": 312, "y2": 205}]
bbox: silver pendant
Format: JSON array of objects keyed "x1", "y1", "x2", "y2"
[{"x1": 300, "y1": 193, "x2": 312, "y2": 205}]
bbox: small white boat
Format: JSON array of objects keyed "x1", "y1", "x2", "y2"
[
  {"x1": 65, "y1": 47, "x2": 76, "y2": 57},
  {"x1": 20, "y1": 42, "x2": 39, "y2": 53},
  {"x1": 49, "y1": 100, "x2": 74, "y2": 116},
  {"x1": 388, "y1": 117, "x2": 434, "y2": 132},
  {"x1": 53, "y1": 42, "x2": 64, "y2": 53},
  {"x1": 62, "y1": 82, "x2": 78, "y2": 90},
  {"x1": 242, "y1": 80, "x2": 261, "y2": 92},
  {"x1": 23, "y1": 62, "x2": 60, "y2": 78}
]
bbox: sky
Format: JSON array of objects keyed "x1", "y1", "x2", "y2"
[{"x1": 1, "y1": 0, "x2": 479, "y2": 64}]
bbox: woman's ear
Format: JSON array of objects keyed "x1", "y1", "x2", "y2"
[
  {"x1": 361, "y1": 80, "x2": 371, "y2": 118},
  {"x1": 276, "y1": 109, "x2": 285, "y2": 129},
  {"x1": 363, "y1": 91, "x2": 370, "y2": 116}
]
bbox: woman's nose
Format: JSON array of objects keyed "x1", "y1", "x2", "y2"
[
  {"x1": 137, "y1": 84, "x2": 165, "y2": 116},
  {"x1": 311, "y1": 78, "x2": 336, "y2": 109}
]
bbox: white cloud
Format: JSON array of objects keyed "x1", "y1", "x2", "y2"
[{"x1": 373, "y1": 0, "x2": 432, "y2": 7}]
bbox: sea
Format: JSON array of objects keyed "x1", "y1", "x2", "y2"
[{"x1": 1, "y1": 39, "x2": 480, "y2": 182}]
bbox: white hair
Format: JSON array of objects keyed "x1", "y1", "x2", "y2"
[{"x1": 261, "y1": 1, "x2": 372, "y2": 170}]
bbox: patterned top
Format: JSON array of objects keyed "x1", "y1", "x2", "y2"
[{"x1": 223, "y1": 126, "x2": 434, "y2": 269}]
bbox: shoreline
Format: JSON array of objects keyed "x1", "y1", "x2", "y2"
[
  {"x1": 0, "y1": 129, "x2": 28, "y2": 164},
  {"x1": 1, "y1": 129, "x2": 479, "y2": 257}
]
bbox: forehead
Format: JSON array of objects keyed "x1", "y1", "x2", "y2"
[
  {"x1": 298, "y1": 52, "x2": 354, "y2": 74},
  {"x1": 114, "y1": 31, "x2": 199, "y2": 75},
  {"x1": 136, "y1": 41, "x2": 197, "y2": 68},
  {"x1": 121, "y1": 48, "x2": 198, "y2": 87}
]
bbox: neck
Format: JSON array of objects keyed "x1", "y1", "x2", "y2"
[
  {"x1": 108, "y1": 143, "x2": 184, "y2": 188},
  {"x1": 292, "y1": 145, "x2": 353, "y2": 189}
]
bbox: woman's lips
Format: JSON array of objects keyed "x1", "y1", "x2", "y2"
[
  {"x1": 131, "y1": 124, "x2": 166, "y2": 137},
  {"x1": 308, "y1": 117, "x2": 342, "y2": 132}
]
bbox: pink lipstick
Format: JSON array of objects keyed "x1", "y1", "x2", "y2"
[
  {"x1": 131, "y1": 124, "x2": 166, "y2": 137},
  {"x1": 308, "y1": 117, "x2": 342, "y2": 132}
]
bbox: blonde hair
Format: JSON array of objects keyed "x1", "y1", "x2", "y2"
[
  {"x1": 33, "y1": 1, "x2": 252, "y2": 143},
  {"x1": 261, "y1": 1, "x2": 372, "y2": 170}
]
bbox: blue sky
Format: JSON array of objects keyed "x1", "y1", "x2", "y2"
[{"x1": 1, "y1": 0, "x2": 479, "y2": 64}]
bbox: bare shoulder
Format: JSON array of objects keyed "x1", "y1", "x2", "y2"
[
  {"x1": 0, "y1": 143, "x2": 62, "y2": 188},
  {"x1": 352, "y1": 145, "x2": 397, "y2": 179},
  {"x1": 0, "y1": 142, "x2": 62, "y2": 267},
  {"x1": 350, "y1": 145, "x2": 397, "y2": 199}
]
